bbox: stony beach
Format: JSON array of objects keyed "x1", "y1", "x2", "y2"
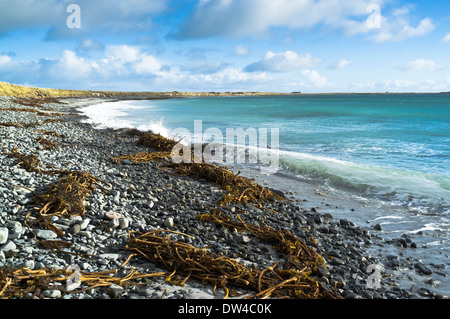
[{"x1": 0, "y1": 96, "x2": 448, "y2": 300}]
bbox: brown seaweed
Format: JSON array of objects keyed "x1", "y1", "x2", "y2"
[{"x1": 126, "y1": 229, "x2": 336, "y2": 299}]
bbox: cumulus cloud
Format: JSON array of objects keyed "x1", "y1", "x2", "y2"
[
  {"x1": 245, "y1": 51, "x2": 321, "y2": 72},
  {"x1": 367, "y1": 8, "x2": 435, "y2": 43},
  {"x1": 300, "y1": 70, "x2": 328, "y2": 88},
  {"x1": 1, "y1": 45, "x2": 271, "y2": 91}
]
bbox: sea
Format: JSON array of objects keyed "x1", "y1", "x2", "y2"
[{"x1": 80, "y1": 94, "x2": 450, "y2": 295}]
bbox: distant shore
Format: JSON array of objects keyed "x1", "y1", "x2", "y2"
[{"x1": 1, "y1": 81, "x2": 449, "y2": 100}]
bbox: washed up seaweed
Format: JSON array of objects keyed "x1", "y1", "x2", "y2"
[
  {"x1": 36, "y1": 137, "x2": 61, "y2": 151},
  {"x1": 12, "y1": 97, "x2": 66, "y2": 108},
  {"x1": 0, "y1": 107, "x2": 65, "y2": 117},
  {"x1": 168, "y1": 162, "x2": 283, "y2": 207},
  {"x1": 41, "y1": 118, "x2": 67, "y2": 125},
  {"x1": 0, "y1": 266, "x2": 167, "y2": 299},
  {"x1": 32, "y1": 171, "x2": 111, "y2": 218},
  {"x1": 113, "y1": 151, "x2": 171, "y2": 164},
  {"x1": 0, "y1": 121, "x2": 37, "y2": 129},
  {"x1": 126, "y1": 229, "x2": 336, "y2": 299},
  {"x1": 35, "y1": 130, "x2": 66, "y2": 138},
  {"x1": 136, "y1": 132, "x2": 180, "y2": 152},
  {"x1": 5, "y1": 147, "x2": 45, "y2": 174},
  {"x1": 198, "y1": 209, "x2": 326, "y2": 271}
]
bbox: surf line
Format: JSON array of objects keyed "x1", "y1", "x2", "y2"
[{"x1": 169, "y1": 120, "x2": 280, "y2": 175}]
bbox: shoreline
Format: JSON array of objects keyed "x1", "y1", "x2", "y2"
[{"x1": 0, "y1": 96, "x2": 448, "y2": 299}]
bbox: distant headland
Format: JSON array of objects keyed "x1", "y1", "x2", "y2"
[{"x1": 1, "y1": 81, "x2": 448, "y2": 99}]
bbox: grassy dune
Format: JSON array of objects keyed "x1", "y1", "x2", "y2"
[{"x1": 0, "y1": 81, "x2": 289, "y2": 99}]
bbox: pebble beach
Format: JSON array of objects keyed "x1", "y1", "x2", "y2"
[{"x1": 0, "y1": 96, "x2": 448, "y2": 300}]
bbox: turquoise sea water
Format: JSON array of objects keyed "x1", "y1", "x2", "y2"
[{"x1": 82, "y1": 94, "x2": 450, "y2": 214}]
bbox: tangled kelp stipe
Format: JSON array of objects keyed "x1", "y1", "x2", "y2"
[
  {"x1": 32, "y1": 171, "x2": 111, "y2": 218},
  {"x1": 168, "y1": 162, "x2": 284, "y2": 207},
  {"x1": 198, "y1": 209, "x2": 326, "y2": 272},
  {"x1": 113, "y1": 151, "x2": 172, "y2": 164},
  {"x1": 136, "y1": 132, "x2": 180, "y2": 152},
  {"x1": 126, "y1": 229, "x2": 337, "y2": 299},
  {"x1": 0, "y1": 266, "x2": 167, "y2": 299},
  {"x1": 5, "y1": 147, "x2": 45, "y2": 174},
  {"x1": 23, "y1": 171, "x2": 111, "y2": 249}
]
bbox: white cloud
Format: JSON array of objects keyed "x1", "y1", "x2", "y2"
[
  {"x1": 175, "y1": 0, "x2": 385, "y2": 39},
  {"x1": 80, "y1": 38, "x2": 104, "y2": 51},
  {"x1": 0, "y1": 55, "x2": 12, "y2": 65},
  {"x1": 368, "y1": 9, "x2": 435, "y2": 43},
  {"x1": 442, "y1": 33, "x2": 450, "y2": 43},
  {"x1": 301, "y1": 70, "x2": 328, "y2": 88},
  {"x1": 175, "y1": 0, "x2": 434, "y2": 44},
  {"x1": 245, "y1": 51, "x2": 321, "y2": 72},
  {"x1": 134, "y1": 55, "x2": 162, "y2": 75},
  {"x1": 328, "y1": 59, "x2": 352, "y2": 70},
  {"x1": 0, "y1": 0, "x2": 168, "y2": 38},
  {"x1": 232, "y1": 45, "x2": 249, "y2": 57},
  {"x1": 401, "y1": 59, "x2": 441, "y2": 72}
]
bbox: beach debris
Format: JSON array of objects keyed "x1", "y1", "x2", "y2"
[
  {"x1": 113, "y1": 151, "x2": 171, "y2": 164},
  {"x1": 167, "y1": 161, "x2": 283, "y2": 207},
  {"x1": 32, "y1": 171, "x2": 111, "y2": 218},
  {"x1": 23, "y1": 171, "x2": 111, "y2": 249},
  {"x1": 36, "y1": 137, "x2": 61, "y2": 151},
  {"x1": 0, "y1": 265, "x2": 167, "y2": 299},
  {"x1": 197, "y1": 209, "x2": 326, "y2": 271},
  {"x1": 11, "y1": 97, "x2": 66, "y2": 108},
  {"x1": 136, "y1": 132, "x2": 180, "y2": 152},
  {"x1": 5, "y1": 147, "x2": 45, "y2": 174},
  {"x1": 126, "y1": 229, "x2": 336, "y2": 299},
  {"x1": 114, "y1": 130, "x2": 283, "y2": 207},
  {"x1": 0, "y1": 106, "x2": 65, "y2": 117},
  {"x1": 0, "y1": 121, "x2": 37, "y2": 129},
  {"x1": 34, "y1": 130, "x2": 66, "y2": 138},
  {"x1": 41, "y1": 118, "x2": 67, "y2": 125}
]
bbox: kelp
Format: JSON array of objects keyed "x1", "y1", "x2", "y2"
[
  {"x1": 36, "y1": 137, "x2": 61, "y2": 151},
  {"x1": 35, "y1": 130, "x2": 66, "y2": 138},
  {"x1": 126, "y1": 229, "x2": 337, "y2": 299},
  {"x1": 11, "y1": 97, "x2": 66, "y2": 108},
  {"x1": 167, "y1": 161, "x2": 283, "y2": 207},
  {"x1": 0, "y1": 107, "x2": 64, "y2": 117},
  {"x1": 0, "y1": 121, "x2": 36, "y2": 129},
  {"x1": 6, "y1": 147, "x2": 45, "y2": 174},
  {"x1": 32, "y1": 171, "x2": 111, "y2": 218},
  {"x1": 136, "y1": 132, "x2": 180, "y2": 152},
  {"x1": 0, "y1": 266, "x2": 167, "y2": 299},
  {"x1": 41, "y1": 118, "x2": 67, "y2": 125},
  {"x1": 115, "y1": 130, "x2": 283, "y2": 207},
  {"x1": 198, "y1": 209, "x2": 326, "y2": 271},
  {"x1": 113, "y1": 151, "x2": 171, "y2": 164}
]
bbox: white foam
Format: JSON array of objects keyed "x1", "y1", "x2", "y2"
[{"x1": 80, "y1": 101, "x2": 148, "y2": 129}]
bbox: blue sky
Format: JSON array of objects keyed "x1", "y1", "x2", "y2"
[{"x1": 0, "y1": 0, "x2": 449, "y2": 93}]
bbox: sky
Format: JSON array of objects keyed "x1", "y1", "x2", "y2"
[{"x1": 0, "y1": 0, "x2": 449, "y2": 93}]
